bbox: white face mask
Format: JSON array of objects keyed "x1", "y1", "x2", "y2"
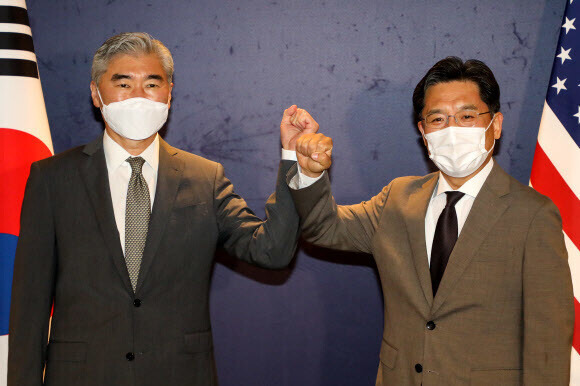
[
  {"x1": 423, "y1": 115, "x2": 495, "y2": 178},
  {"x1": 97, "y1": 89, "x2": 169, "y2": 140}
]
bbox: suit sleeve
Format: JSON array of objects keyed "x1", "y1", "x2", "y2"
[
  {"x1": 286, "y1": 163, "x2": 390, "y2": 254},
  {"x1": 213, "y1": 160, "x2": 300, "y2": 269},
  {"x1": 522, "y1": 199, "x2": 574, "y2": 385},
  {"x1": 8, "y1": 162, "x2": 57, "y2": 386}
]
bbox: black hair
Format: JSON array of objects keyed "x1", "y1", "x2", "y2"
[{"x1": 412, "y1": 56, "x2": 500, "y2": 123}]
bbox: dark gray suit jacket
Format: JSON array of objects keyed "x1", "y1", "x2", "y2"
[
  {"x1": 289, "y1": 162, "x2": 573, "y2": 386},
  {"x1": 8, "y1": 136, "x2": 299, "y2": 386}
]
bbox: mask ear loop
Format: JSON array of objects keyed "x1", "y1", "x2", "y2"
[
  {"x1": 419, "y1": 123, "x2": 431, "y2": 157},
  {"x1": 96, "y1": 87, "x2": 106, "y2": 107},
  {"x1": 482, "y1": 113, "x2": 496, "y2": 153},
  {"x1": 484, "y1": 113, "x2": 495, "y2": 132}
]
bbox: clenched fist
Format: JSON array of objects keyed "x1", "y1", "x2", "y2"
[
  {"x1": 280, "y1": 105, "x2": 320, "y2": 151},
  {"x1": 295, "y1": 132, "x2": 333, "y2": 178},
  {"x1": 280, "y1": 105, "x2": 332, "y2": 177}
]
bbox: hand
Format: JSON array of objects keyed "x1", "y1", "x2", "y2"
[
  {"x1": 280, "y1": 105, "x2": 320, "y2": 151},
  {"x1": 295, "y1": 133, "x2": 333, "y2": 178}
]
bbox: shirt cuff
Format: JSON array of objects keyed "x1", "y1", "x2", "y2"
[
  {"x1": 288, "y1": 162, "x2": 325, "y2": 189},
  {"x1": 281, "y1": 148, "x2": 297, "y2": 161},
  {"x1": 281, "y1": 148, "x2": 324, "y2": 189}
]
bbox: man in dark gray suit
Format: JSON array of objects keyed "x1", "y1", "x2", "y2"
[{"x1": 8, "y1": 32, "x2": 314, "y2": 386}]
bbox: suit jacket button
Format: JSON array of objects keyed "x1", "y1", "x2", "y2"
[
  {"x1": 126, "y1": 352, "x2": 135, "y2": 361},
  {"x1": 133, "y1": 299, "x2": 141, "y2": 307},
  {"x1": 426, "y1": 321, "x2": 436, "y2": 330},
  {"x1": 415, "y1": 363, "x2": 423, "y2": 373}
]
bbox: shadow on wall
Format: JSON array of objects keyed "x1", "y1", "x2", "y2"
[
  {"x1": 215, "y1": 241, "x2": 382, "y2": 386},
  {"x1": 214, "y1": 247, "x2": 294, "y2": 286},
  {"x1": 213, "y1": 242, "x2": 377, "y2": 285}
]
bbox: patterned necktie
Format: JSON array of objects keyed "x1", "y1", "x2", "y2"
[
  {"x1": 125, "y1": 156, "x2": 150, "y2": 291},
  {"x1": 430, "y1": 191, "x2": 465, "y2": 296}
]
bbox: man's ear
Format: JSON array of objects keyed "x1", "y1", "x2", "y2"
[
  {"x1": 417, "y1": 120, "x2": 432, "y2": 156},
  {"x1": 167, "y1": 82, "x2": 173, "y2": 109},
  {"x1": 492, "y1": 112, "x2": 503, "y2": 140},
  {"x1": 418, "y1": 121, "x2": 427, "y2": 147},
  {"x1": 90, "y1": 81, "x2": 101, "y2": 108}
]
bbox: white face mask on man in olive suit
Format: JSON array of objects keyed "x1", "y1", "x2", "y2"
[{"x1": 423, "y1": 114, "x2": 495, "y2": 178}]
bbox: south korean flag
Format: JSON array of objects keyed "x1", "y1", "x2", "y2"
[{"x1": 0, "y1": 1, "x2": 53, "y2": 384}]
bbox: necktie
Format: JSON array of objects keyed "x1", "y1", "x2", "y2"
[
  {"x1": 125, "y1": 156, "x2": 150, "y2": 291},
  {"x1": 430, "y1": 191, "x2": 465, "y2": 296}
]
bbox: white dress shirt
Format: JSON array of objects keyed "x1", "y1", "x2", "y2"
[
  {"x1": 287, "y1": 148, "x2": 495, "y2": 266},
  {"x1": 424, "y1": 159, "x2": 494, "y2": 264},
  {"x1": 103, "y1": 130, "x2": 159, "y2": 254},
  {"x1": 104, "y1": 133, "x2": 295, "y2": 254}
]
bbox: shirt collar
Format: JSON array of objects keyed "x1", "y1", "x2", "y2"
[
  {"x1": 103, "y1": 130, "x2": 160, "y2": 172},
  {"x1": 434, "y1": 158, "x2": 494, "y2": 199}
]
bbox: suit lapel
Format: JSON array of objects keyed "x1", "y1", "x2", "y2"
[
  {"x1": 135, "y1": 138, "x2": 183, "y2": 293},
  {"x1": 79, "y1": 135, "x2": 133, "y2": 293},
  {"x1": 404, "y1": 174, "x2": 438, "y2": 308},
  {"x1": 431, "y1": 163, "x2": 511, "y2": 314}
]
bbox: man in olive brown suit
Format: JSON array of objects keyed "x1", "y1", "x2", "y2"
[{"x1": 285, "y1": 57, "x2": 574, "y2": 385}]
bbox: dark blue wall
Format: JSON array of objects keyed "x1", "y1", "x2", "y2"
[{"x1": 27, "y1": 1, "x2": 565, "y2": 384}]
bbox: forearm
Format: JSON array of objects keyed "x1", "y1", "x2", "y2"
[
  {"x1": 216, "y1": 160, "x2": 300, "y2": 269},
  {"x1": 287, "y1": 164, "x2": 388, "y2": 253}
]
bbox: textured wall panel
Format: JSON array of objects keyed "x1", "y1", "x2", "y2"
[{"x1": 26, "y1": 1, "x2": 565, "y2": 384}]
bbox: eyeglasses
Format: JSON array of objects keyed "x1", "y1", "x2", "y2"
[{"x1": 422, "y1": 110, "x2": 491, "y2": 130}]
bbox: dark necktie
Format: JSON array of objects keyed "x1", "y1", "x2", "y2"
[
  {"x1": 430, "y1": 191, "x2": 465, "y2": 296},
  {"x1": 125, "y1": 156, "x2": 151, "y2": 291}
]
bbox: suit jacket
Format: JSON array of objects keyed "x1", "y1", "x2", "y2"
[
  {"x1": 8, "y1": 135, "x2": 300, "y2": 386},
  {"x1": 288, "y1": 162, "x2": 573, "y2": 386}
]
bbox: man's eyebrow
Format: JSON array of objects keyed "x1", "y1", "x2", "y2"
[
  {"x1": 424, "y1": 104, "x2": 480, "y2": 116},
  {"x1": 457, "y1": 104, "x2": 478, "y2": 111},
  {"x1": 111, "y1": 73, "x2": 131, "y2": 81},
  {"x1": 425, "y1": 108, "x2": 445, "y2": 116},
  {"x1": 147, "y1": 74, "x2": 164, "y2": 81}
]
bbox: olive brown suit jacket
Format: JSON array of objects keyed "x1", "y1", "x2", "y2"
[
  {"x1": 289, "y1": 161, "x2": 573, "y2": 386},
  {"x1": 8, "y1": 135, "x2": 300, "y2": 386}
]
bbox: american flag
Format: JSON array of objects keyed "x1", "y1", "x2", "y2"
[
  {"x1": 529, "y1": 0, "x2": 580, "y2": 383},
  {"x1": 0, "y1": 1, "x2": 53, "y2": 384}
]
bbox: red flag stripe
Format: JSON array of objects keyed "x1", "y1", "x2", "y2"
[
  {"x1": 574, "y1": 298, "x2": 580, "y2": 354},
  {"x1": 536, "y1": 102, "x2": 580, "y2": 198},
  {"x1": 530, "y1": 143, "x2": 580, "y2": 251},
  {"x1": 0, "y1": 128, "x2": 52, "y2": 236}
]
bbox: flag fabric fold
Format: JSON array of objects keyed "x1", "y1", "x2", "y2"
[
  {"x1": 0, "y1": 0, "x2": 53, "y2": 384},
  {"x1": 530, "y1": 0, "x2": 580, "y2": 384}
]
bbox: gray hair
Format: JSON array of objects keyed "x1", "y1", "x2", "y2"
[{"x1": 91, "y1": 32, "x2": 174, "y2": 84}]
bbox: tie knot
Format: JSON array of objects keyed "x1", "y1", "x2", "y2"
[
  {"x1": 445, "y1": 191, "x2": 465, "y2": 208},
  {"x1": 126, "y1": 156, "x2": 146, "y2": 174}
]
